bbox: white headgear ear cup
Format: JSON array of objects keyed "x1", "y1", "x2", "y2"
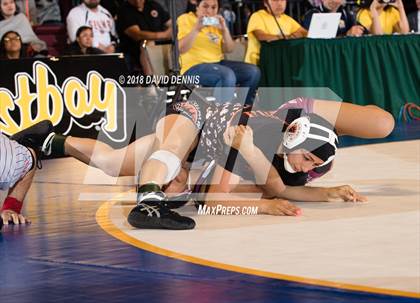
[
  {"x1": 283, "y1": 117, "x2": 311, "y2": 150},
  {"x1": 283, "y1": 116, "x2": 338, "y2": 150}
]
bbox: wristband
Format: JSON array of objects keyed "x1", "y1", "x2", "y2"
[{"x1": 1, "y1": 197, "x2": 23, "y2": 214}]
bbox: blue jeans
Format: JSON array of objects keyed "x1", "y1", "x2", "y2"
[{"x1": 184, "y1": 60, "x2": 261, "y2": 105}]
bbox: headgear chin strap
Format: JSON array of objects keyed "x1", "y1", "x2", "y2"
[
  {"x1": 283, "y1": 154, "x2": 297, "y2": 174},
  {"x1": 283, "y1": 116, "x2": 338, "y2": 173}
]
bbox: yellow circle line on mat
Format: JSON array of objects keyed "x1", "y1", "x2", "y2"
[{"x1": 96, "y1": 200, "x2": 420, "y2": 299}]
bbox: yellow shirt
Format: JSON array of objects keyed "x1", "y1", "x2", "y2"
[
  {"x1": 245, "y1": 9, "x2": 301, "y2": 65},
  {"x1": 357, "y1": 7, "x2": 401, "y2": 35},
  {"x1": 177, "y1": 12, "x2": 224, "y2": 74}
]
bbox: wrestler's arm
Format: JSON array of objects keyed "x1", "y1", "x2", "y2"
[
  {"x1": 206, "y1": 166, "x2": 299, "y2": 216},
  {"x1": 207, "y1": 162, "x2": 284, "y2": 199},
  {"x1": 1, "y1": 148, "x2": 35, "y2": 225},
  {"x1": 224, "y1": 125, "x2": 287, "y2": 196},
  {"x1": 240, "y1": 146, "x2": 287, "y2": 196},
  {"x1": 232, "y1": 183, "x2": 366, "y2": 202},
  {"x1": 207, "y1": 164, "x2": 242, "y2": 194},
  {"x1": 207, "y1": 128, "x2": 286, "y2": 197},
  {"x1": 204, "y1": 196, "x2": 300, "y2": 216},
  {"x1": 276, "y1": 185, "x2": 367, "y2": 202}
]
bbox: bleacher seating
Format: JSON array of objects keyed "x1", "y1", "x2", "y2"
[{"x1": 33, "y1": 24, "x2": 67, "y2": 56}]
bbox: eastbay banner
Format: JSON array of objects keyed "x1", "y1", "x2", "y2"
[{"x1": 0, "y1": 55, "x2": 155, "y2": 148}]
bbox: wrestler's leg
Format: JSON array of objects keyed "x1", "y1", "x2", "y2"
[
  {"x1": 64, "y1": 134, "x2": 156, "y2": 177},
  {"x1": 313, "y1": 100, "x2": 395, "y2": 138},
  {"x1": 139, "y1": 114, "x2": 199, "y2": 187},
  {"x1": 128, "y1": 114, "x2": 198, "y2": 230}
]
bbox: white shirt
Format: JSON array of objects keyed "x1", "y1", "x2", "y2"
[
  {"x1": 66, "y1": 3, "x2": 116, "y2": 48},
  {"x1": 0, "y1": 134, "x2": 17, "y2": 190}
]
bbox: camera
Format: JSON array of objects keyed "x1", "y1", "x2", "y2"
[
  {"x1": 378, "y1": 0, "x2": 396, "y2": 4},
  {"x1": 202, "y1": 16, "x2": 220, "y2": 26}
]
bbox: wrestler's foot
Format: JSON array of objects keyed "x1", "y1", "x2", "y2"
[
  {"x1": 11, "y1": 120, "x2": 53, "y2": 155},
  {"x1": 165, "y1": 193, "x2": 191, "y2": 209},
  {"x1": 11, "y1": 120, "x2": 54, "y2": 168},
  {"x1": 127, "y1": 184, "x2": 195, "y2": 230}
]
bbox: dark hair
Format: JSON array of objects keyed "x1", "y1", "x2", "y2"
[
  {"x1": 0, "y1": 30, "x2": 24, "y2": 59},
  {"x1": 360, "y1": 0, "x2": 393, "y2": 9},
  {"x1": 76, "y1": 26, "x2": 93, "y2": 38},
  {"x1": 0, "y1": 0, "x2": 19, "y2": 21},
  {"x1": 195, "y1": 0, "x2": 221, "y2": 9}
]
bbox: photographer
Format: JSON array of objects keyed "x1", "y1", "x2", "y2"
[
  {"x1": 356, "y1": 0, "x2": 409, "y2": 35},
  {"x1": 177, "y1": 0, "x2": 260, "y2": 105}
]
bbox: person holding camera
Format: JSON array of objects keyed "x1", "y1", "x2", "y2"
[
  {"x1": 177, "y1": 0, "x2": 261, "y2": 105},
  {"x1": 356, "y1": 0, "x2": 409, "y2": 35}
]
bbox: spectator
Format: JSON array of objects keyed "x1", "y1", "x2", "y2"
[
  {"x1": 116, "y1": 0, "x2": 172, "y2": 74},
  {"x1": 64, "y1": 26, "x2": 105, "y2": 56},
  {"x1": 35, "y1": 0, "x2": 62, "y2": 24},
  {"x1": 67, "y1": 0, "x2": 117, "y2": 54},
  {"x1": 302, "y1": 0, "x2": 364, "y2": 37},
  {"x1": 0, "y1": 0, "x2": 47, "y2": 53},
  {"x1": 0, "y1": 31, "x2": 26, "y2": 59},
  {"x1": 245, "y1": 0, "x2": 307, "y2": 65},
  {"x1": 178, "y1": 0, "x2": 261, "y2": 105},
  {"x1": 407, "y1": 0, "x2": 419, "y2": 32},
  {"x1": 356, "y1": 0, "x2": 409, "y2": 35}
]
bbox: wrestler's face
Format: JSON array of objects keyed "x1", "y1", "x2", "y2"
[
  {"x1": 196, "y1": 0, "x2": 218, "y2": 18},
  {"x1": 264, "y1": 0, "x2": 286, "y2": 16},
  {"x1": 286, "y1": 149, "x2": 324, "y2": 173},
  {"x1": 163, "y1": 167, "x2": 189, "y2": 195},
  {"x1": 417, "y1": 0, "x2": 420, "y2": 10}
]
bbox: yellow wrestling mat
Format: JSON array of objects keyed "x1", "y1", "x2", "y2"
[{"x1": 97, "y1": 140, "x2": 420, "y2": 297}]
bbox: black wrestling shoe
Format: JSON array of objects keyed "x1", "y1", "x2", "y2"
[
  {"x1": 11, "y1": 120, "x2": 54, "y2": 168},
  {"x1": 11, "y1": 120, "x2": 53, "y2": 154},
  {"x1": 127, "y1": 191, "x2": 196, "y2": 230},
  {"x1": 165, "y1": 193, "x2": 192, "y2": 209}
]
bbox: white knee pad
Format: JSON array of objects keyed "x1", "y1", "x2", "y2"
[{"x1": 148, "y1": 150, "x2": 181, "y2": 184}]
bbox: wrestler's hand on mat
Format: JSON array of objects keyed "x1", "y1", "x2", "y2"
[
  {"x1": 1, "y1": 210, "x2": 31, "y2": 225},
  {"x1": 260, "y1": 199, "x2": 302, "y2": 216},
  {"x1": 327, "y1": 185, "x2": 367, "y2": 203},
  {"x1": 224, "y1": 125, "x2": 255, "y2": 156}
]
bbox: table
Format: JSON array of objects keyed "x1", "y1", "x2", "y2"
[{"x1": 259, "y1": 35, "x2": 420, "y2": 117}]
